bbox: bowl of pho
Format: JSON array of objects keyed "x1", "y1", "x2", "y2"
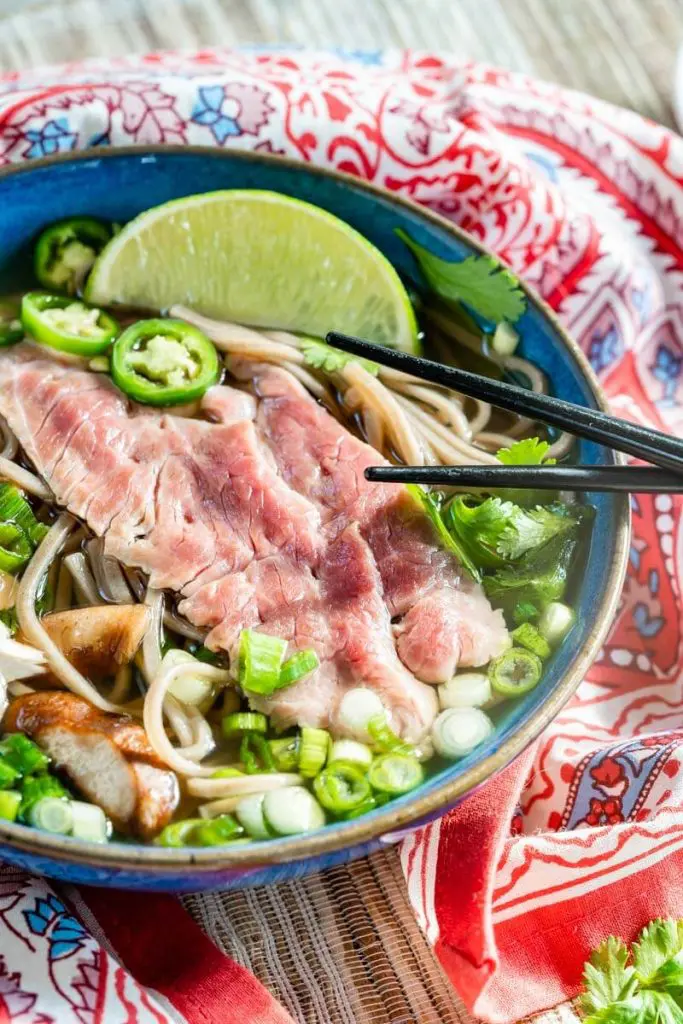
[{"x1": 0, "y1": 148, "x2": 629, "y2": 890}]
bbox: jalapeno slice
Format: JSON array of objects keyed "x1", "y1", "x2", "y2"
[
  {"x1": 110, "y1": 319, "x2": 220, "y2": 406},
  {"x1": 0, "y1": 298, "x2": 23, "y2": 347},
  {"x1": 34, "y1": 216, "x2": 113, "y2": 295},
  {"x1": 21, "y1": 292, "x2": 119, "y2": 356}
]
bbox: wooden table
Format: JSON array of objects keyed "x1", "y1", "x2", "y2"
[{"x1": 0, "y1": 2, "x2": 679, "y2": 1021}]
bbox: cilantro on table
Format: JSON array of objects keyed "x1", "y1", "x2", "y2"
[
  {"x1": 395, "y1": 229, "x2": 527, "y2": 325},
  {"x1": 300, "y1": 338, "x2": 379, "y2": 377},
  {"x1": 579, "y1": 919, "x2": 683, "y2": 1022}
]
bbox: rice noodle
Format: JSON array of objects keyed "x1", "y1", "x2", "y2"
[
  {"x1": 0, "y1": 416, "x2": 17, "y2": 460},
  {"x1": 54, "y1": 561, "x2": 73, "y2": 612},
  {"x1": 143, "y1": 659, "x2": 231, "y2": 776},
  {"x1": 140, "y1": 588, "x2": 164, "y2": 685},
  {"x1": 186, "y1": 772, "x2": 302, "y2": 799},
  {"x1": 198, "y1": 795, "x2": 246, "y2": 818},
  {"x1": 87, "y1": 539, "x2": 132, "y2": 604},
  {"x1": 342, "y1": 361, "x2": 424, "y2": 465},
  {"x1": 63, "y1": 553, "x2": 101, "y2": 606},
  {"x1": 0, "y1": 455, "x2": 51, "y2": 500},
  {"x1": 16, "y1": 515, "x2": 127, "y2": 714}
]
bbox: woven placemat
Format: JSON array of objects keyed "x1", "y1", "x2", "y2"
[{"x1": 0, "y1": 3, "x2": 678, "y2": 1021}]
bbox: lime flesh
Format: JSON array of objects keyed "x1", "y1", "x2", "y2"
[{"x1": 85, "y1": 190, "x2": 419, "y2": 352}]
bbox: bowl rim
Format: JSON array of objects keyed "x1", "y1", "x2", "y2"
[{"x1": 0, "y1": 144, "x2": 630, "y2": 873}]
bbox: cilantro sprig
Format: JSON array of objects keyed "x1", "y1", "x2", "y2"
[
  {"x1": 580, "y1": 920, "x2": 683, "y2": 1023},
  {"x1": 300, "y1": 338, "x2": 379, "y2": 377},
  {"x1": 396, "y1": 229, "x2": 527, "y2": 325}
]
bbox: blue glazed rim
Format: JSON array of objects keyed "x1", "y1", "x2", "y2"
[{"x1": 0, "y1": 146, "x2": 630, "y2": 875}]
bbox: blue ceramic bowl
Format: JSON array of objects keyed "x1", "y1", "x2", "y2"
[{"x1": 0, "y1": 148, "x2": 629, "y2": 890}]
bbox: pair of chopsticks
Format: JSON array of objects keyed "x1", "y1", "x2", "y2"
[{"x1": 326, "y1": 331, "x2": 683, "y2": 493}]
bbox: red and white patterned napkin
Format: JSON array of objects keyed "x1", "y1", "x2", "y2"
[{"x1": 1, "y1": 49, "x2": 683, "y2": 1024}]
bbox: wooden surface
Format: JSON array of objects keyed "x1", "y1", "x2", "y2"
[{"x1": 0, "y1": 3, "x2": 679, "y2": 1022}]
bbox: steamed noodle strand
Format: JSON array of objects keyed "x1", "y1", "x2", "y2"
[
  {"x1": 16, "y1": 514, "x2": 129, "y2": 714},
  {"x1": 0, "y1": 416, "x2": 18, "y2": 460},
  {"x1": 0, "y1": 455, "x2": 51, "y2": 500},
  {"x1": 144, "y1": 660, "x2": 231, "y2": 776}
]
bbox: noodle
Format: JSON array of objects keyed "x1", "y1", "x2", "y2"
[
  {"x1": 63, "y1": 553, "x2": 101, "y2": 606},
  {"x1": 342, "y1": 361, "x2": 424, "y2": 465},
  {"x1": 140, "y1": 588, "x2": 163, "y2": 685},
  {"x1": 16, "y1": 515, "x2": 128, "y2": 714},
  {"x1": 186, "y1": 772, "x2": 302, "y2": 799},
  {"x1": 0, "y1": 455, "x2": 51, "y2": 500},
  {"x1": 143, "y1": 660, "x2": 231, "y2": 776},
  {"x1": 0, "y1": 416, "x2": 18, "y2": 460}
]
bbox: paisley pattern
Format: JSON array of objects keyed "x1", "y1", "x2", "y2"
[{"x1": 1, "y1": 47, "x2": 683, "y2": 1020}]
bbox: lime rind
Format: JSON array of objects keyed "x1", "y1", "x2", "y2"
[{"x1": 85, "y1": 189, "x2": 419, "y2": 353}]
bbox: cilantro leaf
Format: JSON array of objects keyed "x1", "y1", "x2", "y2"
[
  {"x1": 445, "y1": 495, "x2": 584, "y2": 567},
  {"x1": 584, "y1": 992, "x2": 683, "y2": 1024},
  {"x1": 397, "y1": 230, "x2": 527, "y2": 324},
  {"x1": 581, "y1": 936, "x2": 638, "y2": 1014},
  {"x1": 445, "y1": 496, "x2": 514, "y2": 568},
  {"x1": 483, "y1": 533, "x2": 577, "y2": 614},
  {"x1": 497, "y1": 505, "x2": 579, "y2": 561},
  {"x1": 300, "y1": 338, "x2": 379, "y2": 377},
  {"x1": 406, "y1": 484, "x2": 481, "y2": 582},
  {"x1": 634, "y1": 921, "x2": 683, "y2": 986},
  {"x1": 497, "y1": 437, "x2": 556, "y2": 466},
  {"x1": 579, "y1": 920, "x2": 683, "y2": 1024}
]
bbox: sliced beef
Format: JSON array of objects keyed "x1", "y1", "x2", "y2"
[
  {"x1": 250, "y1": 363, "x2": 509, "y2": 680},
  {"x1": 4, "y1": 691, "x2": 178, "y2": 838},
  {"x1": 0, "y1": 345, "x2": 509, "y2": 739}
]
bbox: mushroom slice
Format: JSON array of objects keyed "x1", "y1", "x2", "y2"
[{"x1": 20, "y1": 605, "x2": 149, "y2": 680}]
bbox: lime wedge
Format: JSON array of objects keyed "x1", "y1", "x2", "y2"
[{"x1": 86, "y1": 190, "x2": 419, "y2": 352}]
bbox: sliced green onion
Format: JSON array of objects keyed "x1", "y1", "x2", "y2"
[
  {"x1": 211, "y1": 767, "x2": 244, "y2": 779},
  {"x1": 70, "y1": 801, "x2": 109, "y2": 843},
  {"x1": 437, "y1": 672, "x2": 491, "y2": 711},
  {"x1": 538, "y1": 601, "x2": 576, "y2": 646},
  {"x1": 239, "y1": 629, "x2": 287, "y2": 694},
  {"x1": 279, "y1": 649, "x2": 319, "y2": 687},
  {"x1": 235, "y1": 794, "x2": 271, "y2": 839},
  {"x1": 29, "y1": 796, "x2": 73, "y2": 834},
  {"x1": 298, "y1": 727, "x2": 330, "y2": 778},
  {"x1": 328, "y1": 739, "x2": 373, "y2": 769},
  {"x1": 156, "y1": 818, "x2": 206, "y2": 847},
  {"x1": 0, "y1": 759, "x2": 20, "y2": 790},
  {"x1": 431, "y1": 707, "x2": 494, "y2": 759},
  {"x1": 488, "y1": 647, "x2": 543, "y2": 697},
  {"x1": 222, "y1": 712, "x2": 268, "y2": 738},
  {"x1": 269, "y1": 736, "x2": 300, "y2": 772},
  {"x1": 0, "y1": 733, "x2": 49, "y2": 776},
  {"x1": 313, "y1": 763, "x2": 372, "y2": 814},
  {"x1": 343, "y1": 791, "x2": 391, "y2": 820},
  {"x1": 262, "y1": 786, "x2": 326, "y2": 835},
  {"x1": 511, "y1": 623, "x2": 551, "y2": 660},
  {"x1": 337, "y1": 688, "x2": 385, "y2": 742},
  {"x1": 367, "y1": 715, "x2": 412, "y2": 755},
  {"x1": 193, "y1": 814, "x2": 244, "y2": 846},
  {"x1": 367, "y1": 754, "x2": 424, "y2": 795},
  {"x1": 240, "y1": 733, "x2": 275, "y2": 774},
  {"x1": 0, "y1": 790, "x2": 21, "y2": 822},
  {"x1": 19, "y1": 774, "x2": 68, "y2": 822}
]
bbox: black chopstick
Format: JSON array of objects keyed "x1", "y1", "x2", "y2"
[
  {"x1": 365, "y1": 464, "x2": 683, "y2": 493},
  {"x1": 327, "y1": 331, "x2": 683, "y2": 476}
]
